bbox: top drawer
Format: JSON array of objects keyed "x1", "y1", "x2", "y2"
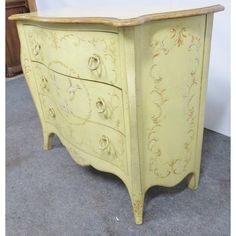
[{"x1": 23, "y1": 25, "x2": 121, "y2": 88}]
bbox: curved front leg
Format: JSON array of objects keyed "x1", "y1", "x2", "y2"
[{"x1": 130, "y1": 192, "x2": 144, "y2": 224}]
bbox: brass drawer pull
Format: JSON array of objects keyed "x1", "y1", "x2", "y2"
[
  {"x1": 99, "y1": 135, "x2": 110, "y2": 150},
  {"x1": 96, "y1": 98, "x2": 106, "y2": 113},
  {"x1": 88, "y1": 54, "x2": 100, "y2": 71},
  {"x1": 49, "y1": 107, "x2": 56, "y2": 118}
]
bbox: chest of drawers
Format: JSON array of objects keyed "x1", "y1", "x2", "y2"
[{"x1": 10, "y1": 3, "x2": 224, "y2": 224}]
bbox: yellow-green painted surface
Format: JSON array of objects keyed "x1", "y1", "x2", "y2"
[{"x1": 16, "y1": 14, "x2": 214, "y2": 224}]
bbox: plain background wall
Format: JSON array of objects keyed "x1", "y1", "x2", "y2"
[
  {"x1": 35, "y1": 0, "x2": 231, "y2": 136},
  {"x1": 205, "y1": 0, "x2": 230, "y2": 137}
]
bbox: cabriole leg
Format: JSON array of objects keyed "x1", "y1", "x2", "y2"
[{"x1": 130, "y1": 193, "x2": 144, "y2": 224}]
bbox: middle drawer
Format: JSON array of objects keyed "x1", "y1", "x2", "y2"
[{"x1": 33, "y1": 63, "x2": 125, "y2": 134}]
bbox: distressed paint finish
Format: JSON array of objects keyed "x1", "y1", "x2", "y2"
[{"x1": 14, "y1": 12, "x2": 216, "y2": 224}]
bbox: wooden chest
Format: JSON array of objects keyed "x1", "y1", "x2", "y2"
[{"x1": 10, "y1": 4, "x2": 224, "y2": 224}]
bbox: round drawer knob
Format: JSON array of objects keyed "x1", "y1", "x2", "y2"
[
  {"x1": 96, "y1": 98, "x2": 106, "y2": 113},
  {"x1": 33, "y1": 43, "x2": 41, "y2": 56},
  {"x1": 99, "y1": 135, "x2": 110, "y2": 150},
  {"x1": 88, "y1": 54, "x2": 100, "y2": 71},
  {"x1": 49, "y1": 107, "x2": 56, "y2": 118}
]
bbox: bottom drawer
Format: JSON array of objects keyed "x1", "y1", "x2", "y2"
[{"x1": 40, "y1": 94, "x2": 127, "y2": 173}]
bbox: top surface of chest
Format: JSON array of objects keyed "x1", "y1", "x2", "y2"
[
  {"x1": 9, "y1": 2, "x2": 224, "y2": 27},
  {"x1": 35, "y1": 0, "x2": 221, "y2": 18}
]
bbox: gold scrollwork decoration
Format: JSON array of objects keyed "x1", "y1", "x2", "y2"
[
  {"x1": 22, "y1": 57, "x2": 31, "y2": 80},
  {"x1": 27, "y1": 27, "x2": 118, "y2": 85},
  {"x1": 148, "y1": 24, "x2": 202, "y2": 178},
  {"x1": 170, "y1": 27, "x2": 187, "y2": 47},
  {"x1": 147, "y1": 77, "x2": 168, "y2": 155}
]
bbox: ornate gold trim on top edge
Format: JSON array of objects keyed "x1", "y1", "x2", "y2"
[{"x1": 9, "y1": 5, "x2": 224, "y2": 27}]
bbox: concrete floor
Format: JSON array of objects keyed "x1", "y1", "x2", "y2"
[{"x1": 6, "y1": 77, "x2": 230, "y2": 236}]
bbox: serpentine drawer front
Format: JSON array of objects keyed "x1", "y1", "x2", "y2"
[
  {"x1": 24, "y1": 25, "x2": 121, "y2": 88},
  {"x1": 33, "y1": 63, "x2": 125, "y2": 133},
  {"x1": 10, "y1": 3, "x2": 224, "y2": 224},
  {"x1": 40, "y1": 92, "x2": 127, "y2": 173}
]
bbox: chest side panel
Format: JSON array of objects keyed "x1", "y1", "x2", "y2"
[{"x1": 136, "y1": 15, "x2": 206, "y2": 188}]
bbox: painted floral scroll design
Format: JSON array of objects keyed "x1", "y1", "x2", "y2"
[
  {"x1": 148, "y1": 25, "x2": 202, "y2": 178},
  {"x1": 147, "y1": 76, "x2": 168, "y2": 157},
  {"x1": 132, "y1": 198, "x2": 143, "y2": 222},
  {"x1": 70, "y1": 127, "x2": 126, "y2": 172},
  {"x1": 148, "y1": 39, "x2": 169, "y2": 178},
  {"x1": 35, "y1": 64, "x2": 126, "y2": 171},
  {"x1": 36, "y1": 62, "x2": 123, "y2": 133},
  {"x1": 23, "y1": 27, "x2": 126, "y2": 173},
  {"x1": 40, "y1": 92, "x2": 126, "y2": 172},
  {"x1": 182, "y1": 57, "x2": 200, "y2": 168},
  {"x1": 38, "y1": 70, "x2": 92, "y2": 126},
  {"x1": 27, "y1": 27, "x2": 118, "y2": 86},
  {"x1": 170, "y1": 27, "x2": 187, "y2": 47},
  {"x1": 48, "y1": 60, "x2": 80, "y2": 78},
  {"x1": 21, "y1": 56, "x2": 31, "y2": 80}
]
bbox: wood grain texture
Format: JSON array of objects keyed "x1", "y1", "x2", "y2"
[{"x1": 9, "y1": 4, "x2": 224, "y2": 26}]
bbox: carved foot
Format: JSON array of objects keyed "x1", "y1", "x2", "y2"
[
  {"x1": 188, "y1": 173, "x2": 199, "y2": 191},
  {"x1": 43, "y1": 131, "x2": 54, "y2": 150},
  {"x1": 131, "y1": 196, "x2": 144, "y2": 224}
]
